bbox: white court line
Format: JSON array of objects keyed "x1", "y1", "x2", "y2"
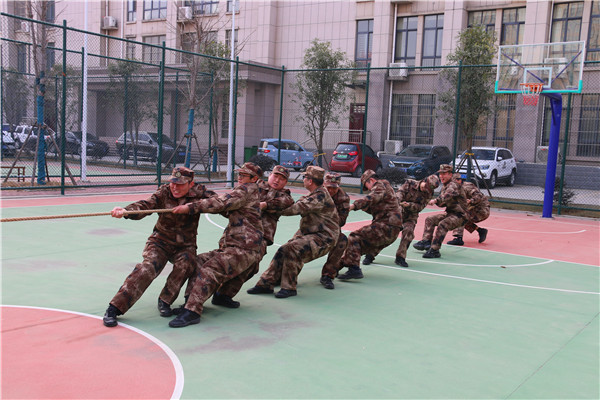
[
  {"x1": 369, "y1": 263, "x2": 600, "y2": 295},
  {"x1": 485, "y1": 228, "x2": 586, "y2": 234},
  {"x1": 3, "y1": 305, "x2": 184, "y2": 400}
]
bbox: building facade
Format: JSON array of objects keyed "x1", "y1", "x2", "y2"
[{"x1": 1, "y1": 0, "x2": 599, "y2": 165}]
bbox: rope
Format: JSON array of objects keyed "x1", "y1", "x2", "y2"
[{"x1": 0, "y1": 208, "x2": 174, "y2": 223}]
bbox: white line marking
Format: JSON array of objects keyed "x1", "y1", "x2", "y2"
[
  {"x1": 369, "y1": 263, "x2": 600, "y2": 295},
  {"x1": 486, "y1": 228, "x2": 587, "y2": 234},
  {"x1": 1, "y1": 305, "x2": 184, "y2": 400}
]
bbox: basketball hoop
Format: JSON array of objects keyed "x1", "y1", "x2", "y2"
[{"x1": 520, "y1": 83, "x2": 544, "y2": 106}]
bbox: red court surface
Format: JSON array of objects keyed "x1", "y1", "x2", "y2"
[{"x1": 1, "y1": 306, "x2": 182, "y2": 399}]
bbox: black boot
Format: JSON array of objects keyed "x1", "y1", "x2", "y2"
[
  {"x1": 211, "y1": 292, "x2": 240, "y2": 308},
  {"x1": 413, "y1": 240, "x2": 431, "y2": 251},
  {"x1": 422, "y1": 248, "x2": 441, "y2": 258},
  {"x1": 320, "y1": 275, "x2": 335, "y2": 290},
  {"x1": 478, "y1": 228, "x2": 488, "y2": 243},
  {"x1": 103, "y1": 304, "x2": 121, "y2": 328},
  {"x1": 394, "y1": 256, "x2": 409, "y2": 268},
  {"x1": 447, "y1": 236, "x2": 464, "y2": 246},
  {"x1": 171, "y1": 296, "x2": 188, "y2": 315},
  {"x1": 247, "y1": 285, "x2": 274, "y2": 295},
  {"x1": 337, "y1": 266, "x2": 364, "y2": 280},
  {"x1": 169, "y1": 309, "x2": 201, "y2": 328},
  {"x1": 157, "y1": 298, "x2": 173, "y2": 317},
  {"x1": 274, "y1": 289, "x2": 297, "y2": 298},
  {"x1": 362, "y1": 254, "x2": 375, "y2": 265}
]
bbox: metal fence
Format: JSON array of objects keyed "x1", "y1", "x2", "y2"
[{"x1": 1, "y1": 13, "x2": 598, "y2": 216}]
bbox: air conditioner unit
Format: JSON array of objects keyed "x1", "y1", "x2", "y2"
[
  {"x1": 389, "y1": 62, "x2": 408, "y2": 80},
  {"x1": 384, "y1": 140, "x2": 403, "y2": 155},
  {"x1": 536, "y1": 146, "x2": 562, "y2": 164},
  {"x1": 20, "y1": 21, "x2": 30, "y2": 32},
  {"x1": 102, "y1": 16, "x2": 118, "y2": 30},
  {"x1": 178, "y1": 6, "x2": 192, "y2": 20}
]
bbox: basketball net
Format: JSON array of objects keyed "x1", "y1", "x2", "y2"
[{"x1": 520, "y1": 83, "x2": 544, "y2": 106}]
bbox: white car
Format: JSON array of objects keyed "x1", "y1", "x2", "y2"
[{"x1": 454, "y1": 147, "x2": 517, "y2": 188}]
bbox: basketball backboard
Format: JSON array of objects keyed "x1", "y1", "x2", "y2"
[{"x1": 495, "y1": 41, "x2": 585, "y2": 94}]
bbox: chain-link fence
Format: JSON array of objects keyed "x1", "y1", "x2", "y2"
[{"x1": 1, "y1": 13, "x2": 598, "y2": 216}]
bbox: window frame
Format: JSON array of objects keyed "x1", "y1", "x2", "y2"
[
  {"x1": 587, "y1": 1, "x2": 600, "y2": 61},
  {"x1": 127, "y1": 0, "x2": 137, "y2": 22},
  {"x1": 394, "y1": 16, "x2": 418, "y2": 67},
  {"x1": 389, "y1": 94, "x2": 413, "y2": 144},
  {"x1": 500, "y1": 7, "x2": 525, "y2": 45},
  {"x1": 576, "y1": 94, "x2": 600, "y2": 157},
  {"x1": 185, "y1": 0, "x2": 219, "y2": 16},
  {"x1": 468, "y1": 10, "x2": 496, "y2": 34},
  {"x1": 492, "y1": 94, "x2": 516, "y2": 149},
  {"x1": 415, "y1": 94, "x2": 436, "y2": 145},
  {"x1": 421, "y1": 14, "x2": 444, "y2": 68},
  {"x1": 142, "y1": 35, "x2": 166, "y2": 63},
  {"x1": 355, "y1": 19, "x2": 374, "y2": 69},
  {"x1": 143, "y1": 0, "x2": 167, "y2": 21},
  {"x1": 550, "y1": 2, "x2": 583, "y2": 43}
]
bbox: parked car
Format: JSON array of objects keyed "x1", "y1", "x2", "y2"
[
  {"x1": 454, "y1": 146, "x2": 517, "y2": 188},
  {"x1": 387, "y1": 145, "x2": 453, "y2": 180},
  {"x1": 329, "y1": 142, "x2": 382, "y2": 177},
  {"x1": 11, "y1": 124, "x2": 37, "y2": 149},
  {"x1": 47, "y1": 131, "x2": 110, "y2": 159},
  {"x1": 1, "y1": 127, "x2": 17, "y2": 157},
  {"x1": 115, "y1": 132, "x2": 185, "y2": 163},
  {"x1": 257, "y1": 138, "x2": 315, "y2": 171}
]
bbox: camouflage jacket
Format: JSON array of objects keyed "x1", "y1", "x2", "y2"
[
  {"x1": 124, "y1": 183, "x2": 216, "y2": 247},
  {"x1": 187, "y1": 182, "x2": 263, "y2": 251},
  {"x1": 257, "y1": 179, "x2": 295, "y2": 245},
  {"x1": 396, "y1": 178, "x2": 434, "y2": 219},
  {"x1": 353, "y1": 179, "x2": 403, "y2": 227},
  {"x1": 281, "y1": 185, "x2": 339, "y2": 240},
  {"x1": 435, "y1": 180, "x2": 465, "y2": 215},
  {"x1": 331, "y1": 188, "x2": 351, "y2": 227},
  {"x1": 458, "y1": 181, "x2": 489, "y2": 215}
]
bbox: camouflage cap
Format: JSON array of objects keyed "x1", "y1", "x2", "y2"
[
  {"x1": 360, "y1": 169, "x2": 377, "y2": 189},
  {"x1": 168, "y1": 166, "x2": 194, "y2": 184},
  {"x1": 302, "y1": 165, "x2": 325, "y2": 181},
  {"x1": 324, "y1": 172, "x2": 341, "y2": 188},
  {"x1": 425, "y1": 174, "x2": 441, "y2": 190},
  {"x1": 272, "y1": 165, "x2": 290, "y2": 179},
  {"x1": 235, "y1": 162, "x2": 262, "y2": 178},
  {"x1": 438, "y1": 164, "x2": 453, "y2": 174}
]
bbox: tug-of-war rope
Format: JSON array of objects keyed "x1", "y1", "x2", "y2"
[{"x1": 0, "y1": 209, "x2": 174, "y2": 223}]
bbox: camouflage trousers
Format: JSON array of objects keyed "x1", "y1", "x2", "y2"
[
  {"x1": 453, "y1": 207, "x2": 490, "y2": 236},
  {"x1": 184, "y1": 246, "x2": 263, "y2": 315},
  {"x1": 257, "y1": 233, "x2": 336, "y2": 291},
  {"x1": 109, "y1": 237, "x2": 197, "y2": 314},
  {"x1": 215, "y1": 242, "x2": 268, "y2": 299},
  {"x1": 395, "y1": 216, "x2": 418, "y2": 259},
  {"x1": 341, "y1": 222, "x2": 402, "y2": 269},
  {"x1": 422, "y1": 213, "x2": 465, "y2": 251},
  {"x1": 321, "y1": 232, "x2": 348, "y2": 278}
]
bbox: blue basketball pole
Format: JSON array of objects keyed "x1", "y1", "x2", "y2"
[{"x1": 542, "y1": 93, "x2": 562, "y2": 218}]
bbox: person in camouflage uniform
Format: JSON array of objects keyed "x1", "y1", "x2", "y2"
[
  {"x1": 210, "y1": 165, "x2": 295, "y2": 307},
  {"x1": 247, "y1": 166, "x2": 339, "y2": 298},
  {"x1": 392, "y1": 174, "x2": 440, "y2": 267},
  {"x1": 168, "y1": 162, "x2": 264, "y2": 328},
  {"x1": 446, "y1": 174, "x2": 489, "y2": 246},
  {"x1": 413, "y1": 164, "x2": 466, "y2": 258},
  {"x1": 102, "y1": 167, "x2": 216, "y2": 328},
  {"x1": 337, "y1": 170, "x2": 403, "y2": 280},
  {"x1": 320, "y1": 172, "x2": 351, "y2": 290}
]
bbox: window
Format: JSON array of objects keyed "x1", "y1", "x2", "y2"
[
  {"x1": 45, "y1": 0, "x2": 55, "y2": 22},
  {"x1": 501, "y1": 7, "x2": 525, "y2": 45},
  {"x1": 46, "y1": 42, "x2": 55, "y2": 71},
  {"x1": 126, "y1": 37, "x2": 136, "y2": 59},
  {"x1": 422, "y1": 14, "x2": 443, "y2": 68},
  {"x1": 587, "y1": 1, "x2": 600, "y2": 61},
  {"x1": 227, "y1": 0, "x2": 239, "y2": 13},
  {"x1": 226, "y1": 29, "x2": 238, "y2": 51},
  {"x1": 492, "y1": 95, "x2": 516, "y2": 149},
  {"x1": 127, "y1": 0, "x2": 136, "y2": 22},
  {"x1": 390, "y1": 94, "x2": 412, "y2": 143},
  {"x1": 551, "y1": 2, "x2": 583, "y2": 43},
  {"x1": 185, "y1": 0, "x2": 218, "y2": 15},
  {"x1": 13, "y1": 1, "x2": 26, "y2": 17},
  {"x1": 468, "y1": 10, "x2": 496, "y2": 34},
  {"x1": 577, "y1": 94, "x2": 600, "y2": 157},
  {"x1": 143, "y1": 0, "x2": 167, "y2": 20},
  {"x1": 17, "y1": 44, "x2": 28, "y2": 73},
  {"x1": 142, "y1": 35, "x2": 165, "y2": 63},
  {"x1": 355, "y1": 19, "x2": 373, "y2": 69},
  {"x1": 394, "y1": 16, "x2": 417, "y2": 67},
  {"x1": 416, "y1": 95, "x2": 435, "y2": 144}
]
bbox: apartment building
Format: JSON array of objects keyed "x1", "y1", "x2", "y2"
[{"x1": 1, "y1": 0, "x2": 599, "y2": 165}]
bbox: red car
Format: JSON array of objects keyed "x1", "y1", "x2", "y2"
[{"x1": 329, "y1": 142, "x2": 382, "y2": 177}]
